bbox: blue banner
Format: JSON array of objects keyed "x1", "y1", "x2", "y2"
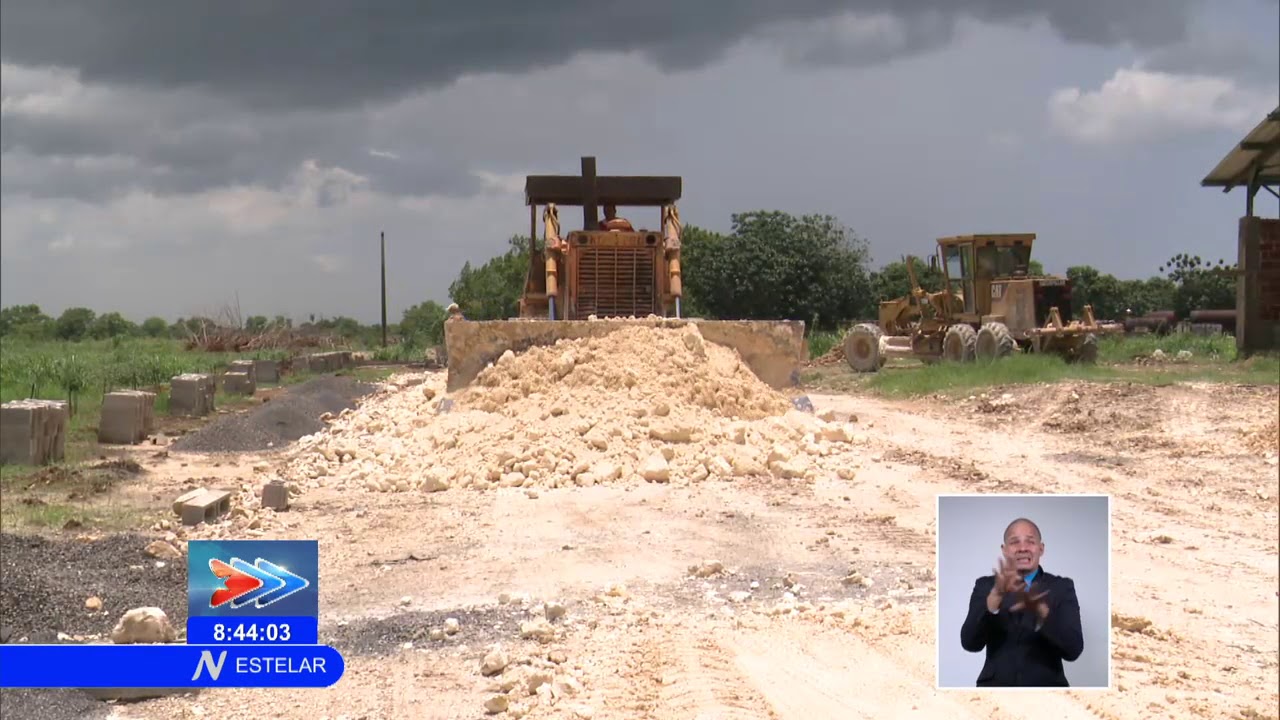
[
  {"x1": 188, "y1": 540, "x2": 319, "y2": 620},
  {"x1": 0, "y1": 644, "x2": 344, "y2": 688},
  {"x1": 186, "y1": 616, "x2": 318, "y2": 645}
]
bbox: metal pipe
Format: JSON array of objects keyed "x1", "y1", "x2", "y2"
[
  {"x1": 548, "y1": 296, "x2": 556, "y2": 321},
  {"x1": 675, "y1": 297, "x2": 681, "y2": 318},
  {"x1": 1188, "y1": 309, "x2": 1236, "y2": 322}
]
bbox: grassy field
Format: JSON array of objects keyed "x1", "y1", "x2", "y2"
[
  {"x1": 0, "y1": 336, "x2": 405, "y2": 530},
  {"x1": 802, "y1": 331, "x2": 1279, "y2": 397}
]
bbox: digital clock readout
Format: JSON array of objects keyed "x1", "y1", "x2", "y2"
[
  {"x1": 187, "y1": 617, "x2": 317, "y2": 645},
  {"x1": 213, "y1": 621, "x2": 292, "y2": 643}
]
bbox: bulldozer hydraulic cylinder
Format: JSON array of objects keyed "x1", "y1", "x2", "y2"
[
  {"x1": 669, "y1": 257, "x2": 682, "y2": 296},
  {"x1": 548, "y1": 296, "x2": 556, "y2": 320}
]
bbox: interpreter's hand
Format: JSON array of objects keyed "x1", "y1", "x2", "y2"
[
  {"x1": 1010, "y1": 588, "x2": 1051, "y2": 623},
  {"x1": 986, "y1": 556, "x2": 1023, "y2": 612}
]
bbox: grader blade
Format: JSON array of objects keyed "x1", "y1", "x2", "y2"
[{"x1": 443, "y1": 317, "x2": 808, "y2": 392}]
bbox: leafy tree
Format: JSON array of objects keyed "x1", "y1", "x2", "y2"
[
  {"x1": 869, "y1": 258, "x2": 946, "y2": 303},
  {"x1": 448, "y1": 235, "x2": 531, "y2": 320},
  {"x1": 0, "y1": 304, "x2": 54, "y2": 338},
  {"x1": 681, "y1": 211, "x2": 874, "y2": 330},
  {"x1": 1159, "y1": 253, "x2": 1235, "y2": 316},
  {"x1": 245, "y1": 315, "x2": 269, "y2": 332},
  {"x1": 141, "y1": 316, "x2": 169, "y2": 337},
  {"x1": 400, "y1": 301, "x2": 447, "y2": 346},
  {"x1": 87, "y1": 311, "x2": 137, "y2": 339},
  {"x1": 54, "y1": 307, "x2": 96, "y2": 341}
]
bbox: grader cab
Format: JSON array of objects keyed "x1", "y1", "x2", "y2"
[
  {"x1": 441, "y1": 157, "x2": 808, "y2": 392},
  {"x1": 844, "y1": 233, "x2": 1121, "y2": 371}
]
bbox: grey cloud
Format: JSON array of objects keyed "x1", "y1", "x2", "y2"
[
  {"x1": 1144, "y1": 32, "x2": 1279, "y2": 87},
  {"x1": 1, "y1": 1, "x2": 1201, "y2": 110},
  {"x1": 763, "y1": 10, "x2": 957, "y2": 67}
]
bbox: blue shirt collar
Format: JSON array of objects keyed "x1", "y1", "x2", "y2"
[{"x1": 1023, "y1": 567, "x2": 1040, "y2": 588}]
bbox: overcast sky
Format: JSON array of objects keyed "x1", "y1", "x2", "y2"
[{"x1": 2, "y1": 0, "x2": 1277, "y2": 324}]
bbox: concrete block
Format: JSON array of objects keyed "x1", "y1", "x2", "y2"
[
  {"x1": 172, "y1": 487, "x2": 208, "y2": 515},
  {"x1": 0, "y1": 399, "x2": 70, "y2": 465},
  {"x1": 228, "y1": 360, "x2": 257, "y2": 383},
  {"x1": 221, "y1": 371, "x2": 256, "y2": 396},
  {"x1": 292, "y1": 355, "x2": 311, "y2": 373},
  {"x1": 170, "y1": 373, "x2": 215, "y2": 417},
  {"x1": 261, "y1": 481, "x2": 289, "y2": 511},
  {"x1": 98, "y1": 390, "x2": 156, "y2": 445},
  {"x1": 180, "y1": 489, "x2": 232, "y2": 526},
  {"x1": 252, "y1": 359, "x2": 279, "y2": 383}
]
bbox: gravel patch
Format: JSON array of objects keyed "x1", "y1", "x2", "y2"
[
  {"x1": 169, "y1": 375, "x2": 379, "y2": 454},
  {"x1": 0, "y1": 532, "x2": 188, "y2": 643},
  {"x1": 324, "y1": 605, "x2": 547, "y2": 657},
  {"x1": 0, "y1": 689, "x2": 114, "y2": 720}
]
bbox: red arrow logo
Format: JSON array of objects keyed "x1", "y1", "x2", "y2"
[{"x1": 209, "y1": 558, "x2": 264, "y2": 608}]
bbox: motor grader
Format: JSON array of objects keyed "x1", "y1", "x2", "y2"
[
  {"x1": 441, "y1": 156, "x2": 808, "y2": 391},
  {"x1": 843, "y1": 233, "x2": 1121, "y2": 372}
]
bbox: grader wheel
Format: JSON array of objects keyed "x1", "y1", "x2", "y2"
[
  {"x1": 843, "y1": 323, "x2": 886, "y2": 373},
  {"x1": 942, "y1": 324, "x2": 977, "y2": 363},
  {"x1": 976, "y1": 322, "x2": 1015, "y2": 362}
]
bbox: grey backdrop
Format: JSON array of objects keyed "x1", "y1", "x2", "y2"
[{"x1": 936, "y1": 494, "x2": 1111, "y2": 689}]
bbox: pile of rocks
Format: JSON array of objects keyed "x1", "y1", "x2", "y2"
[{"x1": 280, "y1": 324, "x2": 865, "y2": 493}]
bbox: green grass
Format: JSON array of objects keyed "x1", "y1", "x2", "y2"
[
  {"x1": 801, "y1": 331, "x2": 1278, "y2": 398},
  {"x1": 807, "y1": 330, "x2": 842, "y2": 360},
  {"x1": 1096, "y1": 332, "x2": 1237, "y2": 364}
]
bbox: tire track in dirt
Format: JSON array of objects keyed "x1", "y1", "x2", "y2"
[{"x1": 651, "y1": 627, "x2": 779, "y2": 720}]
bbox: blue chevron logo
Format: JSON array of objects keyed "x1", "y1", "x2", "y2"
[{"x1": 227, "y1": 558, "x2": 311, "y2": 609}]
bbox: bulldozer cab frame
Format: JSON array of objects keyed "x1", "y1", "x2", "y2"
[{"x1": 520, "y1": 156, "x2": 685, "y2": 321}]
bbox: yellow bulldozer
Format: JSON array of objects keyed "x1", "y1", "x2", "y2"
[
  {"x1": 442, "y1": 156, "x2": 808, "y2": 391},
  {"x1": 843, "y1": 233, "x2": 1121, "y2": 372}
]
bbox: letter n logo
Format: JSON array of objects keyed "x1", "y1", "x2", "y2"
[{"x1": 192, "y1": 650, "x2": 227, "y2": 681}]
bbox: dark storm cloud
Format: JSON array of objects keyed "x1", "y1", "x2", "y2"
[{"x1": 0, "y1": 0, "x2": 1200, "y2": 109}]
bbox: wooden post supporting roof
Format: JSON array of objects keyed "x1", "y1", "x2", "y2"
[{"x1": 525, "y1": 156, "x2": 682, "y2": 230}]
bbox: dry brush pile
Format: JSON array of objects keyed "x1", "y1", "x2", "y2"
[{"x1": 280, "y1": 324, "x2": 867, "y2": 493}]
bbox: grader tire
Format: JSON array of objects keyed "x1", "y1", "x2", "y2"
[
  {"x1": 942, "y1": 324, "x2": 977, "y2": 363},
  {"x1": 843, "y1": 323, "x2": 885, "y2": 373},
  {"x1": 976, "y1": 322, "x2": 1015, "y2": 362}
]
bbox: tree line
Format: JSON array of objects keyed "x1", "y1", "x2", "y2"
[{"x1": 0, "y1": 210, "x2": 1236, "y2": 347}]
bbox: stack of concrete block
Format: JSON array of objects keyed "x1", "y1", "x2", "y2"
[
  {"x1": 252, "y1": 359, "x2": 279, "y2": 383},
  {"x1": 228, "y1": 359, "x2": 257, "y2": 382},
  {"x1": 0, "y1": 399, "x2": 69, "y2": 465},
  {"x1": 170, "y1": 373, "x2": 215, "y2": 417},
  {"x1": 221, "y1": 371, "x2": 256, "y2": 395},
  {"x1": 98, "y1": 390, "x2": 157, "y2": 445}
]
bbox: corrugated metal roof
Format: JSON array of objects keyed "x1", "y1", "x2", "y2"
[{"x1": 1201, "y1": 106, "x2": 1280, "y2": 189}]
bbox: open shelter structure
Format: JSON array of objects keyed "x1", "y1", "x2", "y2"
[{"x1": 1201, "y1": 106, "x2": 1280, "y2": 354}]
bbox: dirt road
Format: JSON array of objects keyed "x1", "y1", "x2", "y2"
[{"x1": 100, "y1": 373, "x2": 1277, "y2": 720}]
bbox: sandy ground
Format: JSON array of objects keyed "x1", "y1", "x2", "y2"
[{"x1": 17, "y1": 375, "x2": 1278, "y2": 720}]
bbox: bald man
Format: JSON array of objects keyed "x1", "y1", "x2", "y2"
[{"x1": 959, "y1": 517, "x2": 1084, "y2": 687}]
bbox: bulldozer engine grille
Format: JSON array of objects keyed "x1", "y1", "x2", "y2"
[{"x1": 572, "y1": 246, "x2": 657, "y2": 319}]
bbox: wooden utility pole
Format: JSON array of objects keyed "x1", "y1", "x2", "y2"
[{"x1": 380, "y1": 231, "x2": 388, "y2": 347}]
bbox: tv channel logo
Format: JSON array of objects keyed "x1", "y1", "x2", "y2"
[{"x1": 188, "y1": 540, "x2": 318, "y2": 619}]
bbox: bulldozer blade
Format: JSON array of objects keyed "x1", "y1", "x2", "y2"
[{"x1": 443, "y1": 317, "x2": 808, "y2": 392}]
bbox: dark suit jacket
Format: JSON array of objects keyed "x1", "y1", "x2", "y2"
[{"x1": 958, "y1": 566, "x2": 1084, "y2": 687}]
